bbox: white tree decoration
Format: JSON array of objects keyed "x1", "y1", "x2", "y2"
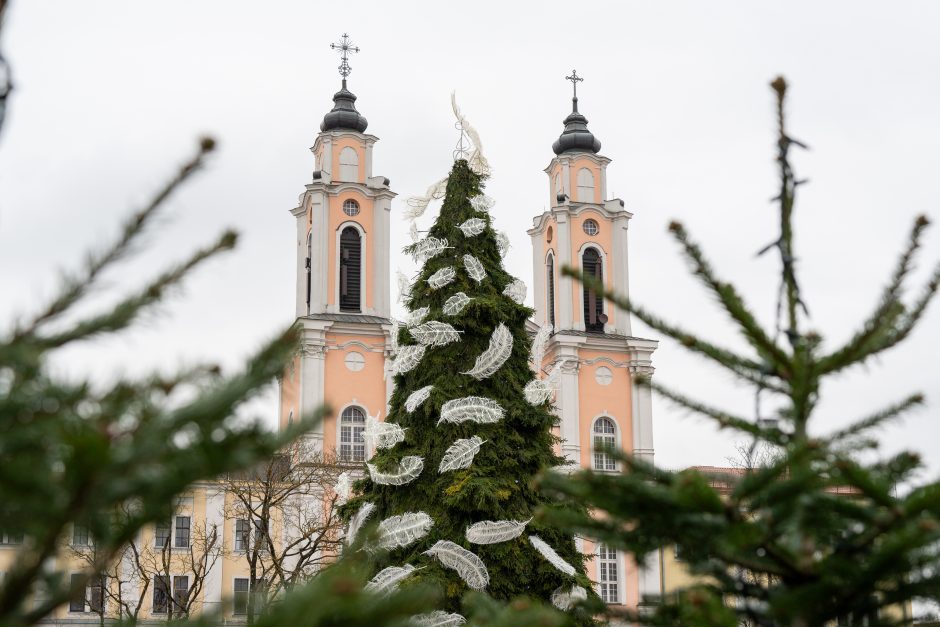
[
  {"x1": 412, "y1": 237, "x2": 450, "y2": 263},
  {"x1": 442, "y1": 292, "x2": 472, "y2": 316},
  {"x1": 424, "y1": 540, "x2": 490, "y2": 591},
  {"x1": 411, "y1": 610, "x2": 467, "y2": 627},
  {"x1": 394, "y1": 345, "x2": 427, "y2": 374},
  {"x1": 463, "y1": 323, "x2": 513, "y2": 379},
  {"x1": 375, "y1": 512, "x2": 434, "y2": 551},
  {"x1": 465, "y1": 519, "x2": 531, "y2": 545},
  {"x1": 346, "y1": 501, "x2": 376, "y2": 547},
  {"x1": 530, "y1": 323, "x2": 553, "y2": 368},
  {"x1": 389, "y1": 320, "x2": 400, "y2": 355},
  {"x1": 502, "y1": 279, "x2": 527, "y2": 304},
  {"x1": 406, "y1": 306, "x2": 430, "y2": 327},
  {"x1": 529, "y1": 535, "x2": 576, "y2": 576},
  {"x1": 463, "y1": 254, "x2": 486, "y2": 283},
  {"x1": 551, "y1": 585, "x2": 588, "y2": 611},
  {"x1": 397, "y1": 270, "x2": 412, "y2": 304},
  {"x1": 438, "y1": 436, "x2": 485, "y2": 472},
  {"x1": 365, "y1": 564, "x2": 417, "y2": 596},
  {"x1": 523, "y1": 371, "x2": 559, "y2": 405},
  {"x1": 405, "y1": 385, "x2": 434, "y2": 413},
  {"x1": 334, "y1": 472, "x2": 352, "y2": 506},
  {"x1": 367, "y1": 456, "x2": 425, "y2": 486},
  {"x1": 410, "y1": 321, "x2": 461, "y2": 347},
  {"x1": 496, "y1": 231, "x2": 510, "y2": 258},
  {"x1": 458, "y1": 218, "x2": 486, "y2": 237},
  {"x1": 365, "y1": 414, "x2": 406, "y2": 450},
  {"x1": 427, "y1": 267, "x2": 457, "y2": 290},
  {"x1": 404, "y1": 177, "x2": 448, "y2": 220},
  {"x1": 409, "y1": 221, "x2": 420, "y2": 243},
  {"x1": 451, "y1": 93, "x2": 491, "y2": 176},
  {"x1": 438, "y1": 397, "x2": 505, "y2": 425},
  {"x1": 469, "y1": 194, "x2": 494, "y2": 212}
]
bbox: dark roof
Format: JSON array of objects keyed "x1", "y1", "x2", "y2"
[
  {"x1": 320, "y1": 80, "x2": 368, "y2": 133},
  {"x1": 552, "y1": 96, "x2": 601, "y2": 155},
  {"x1": 554, "y1": 329, "x2": 653, "y2": 343},
  {"x1": 303, "y1": 312, "x2": 390, "y2": 325}
]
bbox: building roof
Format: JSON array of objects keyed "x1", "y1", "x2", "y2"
[
  {"x1": 320, "y1": 79, "x2": 368, "y2": 133},
  {"x1": 552, "y1": 95, "x2": 601, "y2": 155}
]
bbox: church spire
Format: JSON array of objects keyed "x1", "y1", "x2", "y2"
[
  {"x1": 320, "y1": 34, "x2": 368, "y2": 133},
  {"x1": 552, "y1": 69, "x2": 601, "y2": 155}
]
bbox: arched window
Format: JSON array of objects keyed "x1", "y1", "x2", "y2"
[
  {"x1": 339, "y1": 406, "x2": 366, "y2": 462},
  {"x1": 339, "y1": 147, "x2": 359, "y2": 182},
  {"x1": 582, "y1": 247, "x2": 604, "y2": 332},
  {"x1": 597, "y1": 544, "x2": 620, "y2": 603},
  {"x1": 546, "y1": 252, "x2": 556, "y2": 329},
  {"x1": 339, "y1": 226, "x2": 362, "y2": 312},
  {"x1": 305, "y1": 232, "x2": 312, "y2": 312},
  {"x1": 593, "y1": 417, "x2": 617, "y2": 471},
  {"x1": 577, "y1": 168, "x2": 595, "y2": 202}
]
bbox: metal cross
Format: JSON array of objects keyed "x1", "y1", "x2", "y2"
[
  {"x1": 330, "y1": 33, "x2": 360, "y2": 79},
  {"x1": 565, "y1": 69, "x2": 584, "y2": 99}
]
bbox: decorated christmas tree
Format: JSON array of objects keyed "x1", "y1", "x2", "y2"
[{"x1": 341, "y1": 128, "x2": 595, "y2": 623}]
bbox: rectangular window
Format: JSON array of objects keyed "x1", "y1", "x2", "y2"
[
  {"x1": 0, "y1": 531, "x2": 23, "y2": 545},
  {"x1": 597, "y1": 544, "x2": 620, "y2": 604},
  {"x1": 233, "y1": 578, "x2": 249, "y2": 615},
  {"x1": 87, "y1": 575, "x2": 105, "y2": 613},
  {"x1": 174, "y1": 516, "x2": 191, "y2": 548},
  {"x1": 235, "y1": 519, "x2": 250, "y2": 552},
  {"x1": 69, "y1": 574, "x2": 85, "y2": 613},
  {"x1": 173, "y1": 575, "x2": 189, "y2": 616},
  {"x1": 153, "y1": 575, "x2": 170, "y2": 614},
  {"x1": 253, "y1": 518, "x2": 268, "y2": 550},
  {"x1": 72, "y1": 524, "x2": 90, "y2": 546},
  {"x1": 154, "y1": 520, "x2": 171, "y2": 549}
]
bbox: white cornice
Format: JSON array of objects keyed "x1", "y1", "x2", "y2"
[{"x1": 304, "y1": 182, "x2": 396, "y2": 199}]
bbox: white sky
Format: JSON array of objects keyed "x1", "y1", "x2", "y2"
[{"x1": 2, "y1": 1, "x2": 939, "y2": 480}]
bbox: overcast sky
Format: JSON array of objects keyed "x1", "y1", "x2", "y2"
[{"x1": 2, "y1": 1, "x2": 939, "y2": 479}]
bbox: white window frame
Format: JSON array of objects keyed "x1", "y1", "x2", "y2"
[
  {"x1": 233, "y1": 577, "x2": 250, "y2": 616},
  {"x1": 338, "y1": 147, "x2": 359, "y2": 182},
  {"x1": 234, "y1": 518, "x2": 250, "y2": 553},
  {"x1": 578, "y1": 242, "x2": 608, "y2": 332},
  {"x1": 576, "y1": 167, "x2": 595, "y2": 202},
  {"x1": 337, "y1": 403, "x2": 367, "y2": 462},
  {"x1": 595, "y1": 543, "x2": 623, "y2": 604},
  {"x1": 591, "y1": 415, "x2": 620, "y2": 472},
  {"x1": 333, "y1": 220, "x2": 367, "y2": 314}
]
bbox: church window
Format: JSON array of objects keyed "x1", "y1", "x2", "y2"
[
  {"x1": 344, "y1": 351, "x2": 365, "y2": 372},
  {"x1": 582, "y1": 219, "x2": 599, "y2": 236},
  {"x1": 546, "y1": 252, "x2": 556, "y2": 329},
  {"x1": 339, "y1": 406, "x2": 366, "y2": 462},
  {"x1": 305, "y1": 232, "x2": 312, "y2": 312},
  {"x1": 577, "y1": 168, "x2": 595, "y2": 202},
  {"x1": 342, "y1": 199, "x2": 360, "y2": 216},
  {"x1": 597, "y1": 544, "x2": 620, "y2": 603},
  {"x1": 339, "y1": 147, "x2": 359, "y2": 182},
  {"x1": 339, "y1": 226, "x2": 362, "y2": 312},
  {"x1": 593, "y1": 417, "x2": 617, "y2": 472},
  {"x1": 581, "y1": 247, "x2": 604, "y2": 332}
]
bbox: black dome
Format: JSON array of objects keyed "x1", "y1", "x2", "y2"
[
  {"x1": 320, "y1": 80, "x2": 368, "y2": 133},
  {"x1": 552, "y1": 97, "x2": 601, "y2": 155}
]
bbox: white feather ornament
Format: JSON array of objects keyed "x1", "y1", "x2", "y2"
[
  {"x1": 412, "y1": 237, "x2": 450, "y2": 263},
  {"x1": 496, "y1": 231, "x2": 510, "y2": 258},
  {"x1": 551, "y1": 585, "x2": 588, "y2": 610},
  {"x1": 389, "y1": 320, "x2": 400, "y2": 355},
  {"x1": 438, "y1": 397, "x2": 505, "y2": 425},
  {"x1": 367, "y1": 456, "x2": 425, "y2": 486},
  {"x1": 393, "y1": 345, "x2": 426, "y2": 375},
  {"x1": 523, "y1": 377, "x2": 555, "y2": 405},
  {"x1": 463, "y1": 323, "x2": 513, "y2": 379},
  {"x1": 442, "y1": 292, "x2": 472, "y2": 316},
  {"x1": 465, "y1": 519, "x2": 531, "y2": 544},
  {"x1": 469, "y1": 194, "x2": 494, "y2": 212},
  {"x1": 410, "y1": 321, "x2": 461, "y2": 347},
  {"x1": 427, "y1": 267, "x2": 457, "y2": 290},
  {"x1": 451, "y1": 94, "x2": 491, "y2": 176},
  {"x1": 424, "y1": 540, "x2": 490, "y2": 591},
  {"x1": 463, "y1": 254, "x2": 486, "y2": 283},
  {"x1": 409, "y1": 221, "x2": 420, "y2": 243},
  {"x1": 458, "y1": 218, "x2": 486, "y2": 237},
  {"x1": 365, "y1": 564, "x2": 417, "y2": 596},
  {"x1": 397, "y1": 270, "x2": 412, "y2": 304},
  {"x1": 406, "y1": 306, "x2": 430, "y2": 327},
  {"x1": 438, "y1": 436, "x2": 485, "y2": 473},
  {"x1": 334, "y1": 472, "x2": 352, "y2": 506},
  {"x1": 502, "y1": 279, "x2": 527, "y2": 304},
  {"x1": 375, "y1": 511, "x2": 434, "y2": 551},
  {"x1": 530, "y1": 323, "x2": 553, "y2": 368},
  {"x1": 364, "y1": 414, "x2": 406, "y2": 450},
  {"x1": 404, "y1": 177, "x2": 448, "y2": 220},
  {"x1": 346, "y1": 502, "x2": 375, "y2": 547},
  {"x1": 529, "y1": 535, "x2": 577, "y2": 576},
  {"x1": 405, "y1": 385, "x2": 434, "y2": 413},
  {"x1": 411, "y1": 610, "x2": 467, "y2": 627}
]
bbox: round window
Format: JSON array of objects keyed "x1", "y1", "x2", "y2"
[
  {"x1": 342, "y1": 199, "x2": 360, "y2": 217},
  {"x1": 595, "y1": 366, "x2": 613, "y2": 386},
  {"x1": 344, "y1": 351, "x2": 365, "y2": 372},
  {"x1": 546, "y1": 226, "x2": 553, "y2": 243},
  {"x1": 583, "y1": 219, "x2": 599, "y2": 236}
]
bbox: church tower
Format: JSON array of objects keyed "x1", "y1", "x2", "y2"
[
  {"x1": 279, "y1": 35, "x2": 394, "y2": 460},
  {"x1": 527, "y1": 71, "x2": 660, "y2": 609}
]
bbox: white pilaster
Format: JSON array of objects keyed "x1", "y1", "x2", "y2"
[
  {"x1": 530, "y1": 229, "x2": 546, "y2": 326},
  {"x1": 293, "y1": 206, "x2": 308, "y2": 318},
  {"x1": 309, "y1": 192, "x2": 329, "y2": 314},
  {"x1": 555, "y1": 352, "x2": 581, "y2": 466},
  {"x1": 611, "y1": 217, "x2": 632, "y2": 335},
  {"x1": 373, "y1": 196, "x2": 392, "y2": 318},
  {"x1": 300, "y1": 340, "x2": 327, "y2": 443},
  {"x1": 202, "y1": 487, "x2": 225, "y2": 613},
  {"x1": 556, "y1": 212, "x2": 573, "y2": 330},
  {"x1": 638, "y1": 549, "x2": 663, "y2": 603}
]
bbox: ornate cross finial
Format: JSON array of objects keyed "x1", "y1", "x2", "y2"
[
  {"x1": 565, "y1": 69, "x2": 584, "y2": 99},
  {"x1": 330, "y1": 33, "x2": 360, "y2": 80}
]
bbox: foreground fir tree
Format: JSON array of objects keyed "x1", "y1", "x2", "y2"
[
  {"x1": 541, "y1": 77, "x2": 940, "y2": 626},
  {"x1": 343, "y1": 158, "x2": 595, "y2": 623}
]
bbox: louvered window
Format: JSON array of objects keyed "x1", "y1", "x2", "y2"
[
  {"x1": 546, "y1": 254, "x2": 556, "y2": 329},
  {"x1": 582, "y1": 247, "x2": 604, "y2": 332},
  {"x1": 339, "y1": 227, "x2": 361, "y2": 312}
]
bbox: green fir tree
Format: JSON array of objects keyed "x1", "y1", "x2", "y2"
[
  {"x1": 540, "y1": 77, "x2": 940, "y2": 626},
  {"x1": 344, "y1": 159, "x2": 596, "y2": 623}
]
